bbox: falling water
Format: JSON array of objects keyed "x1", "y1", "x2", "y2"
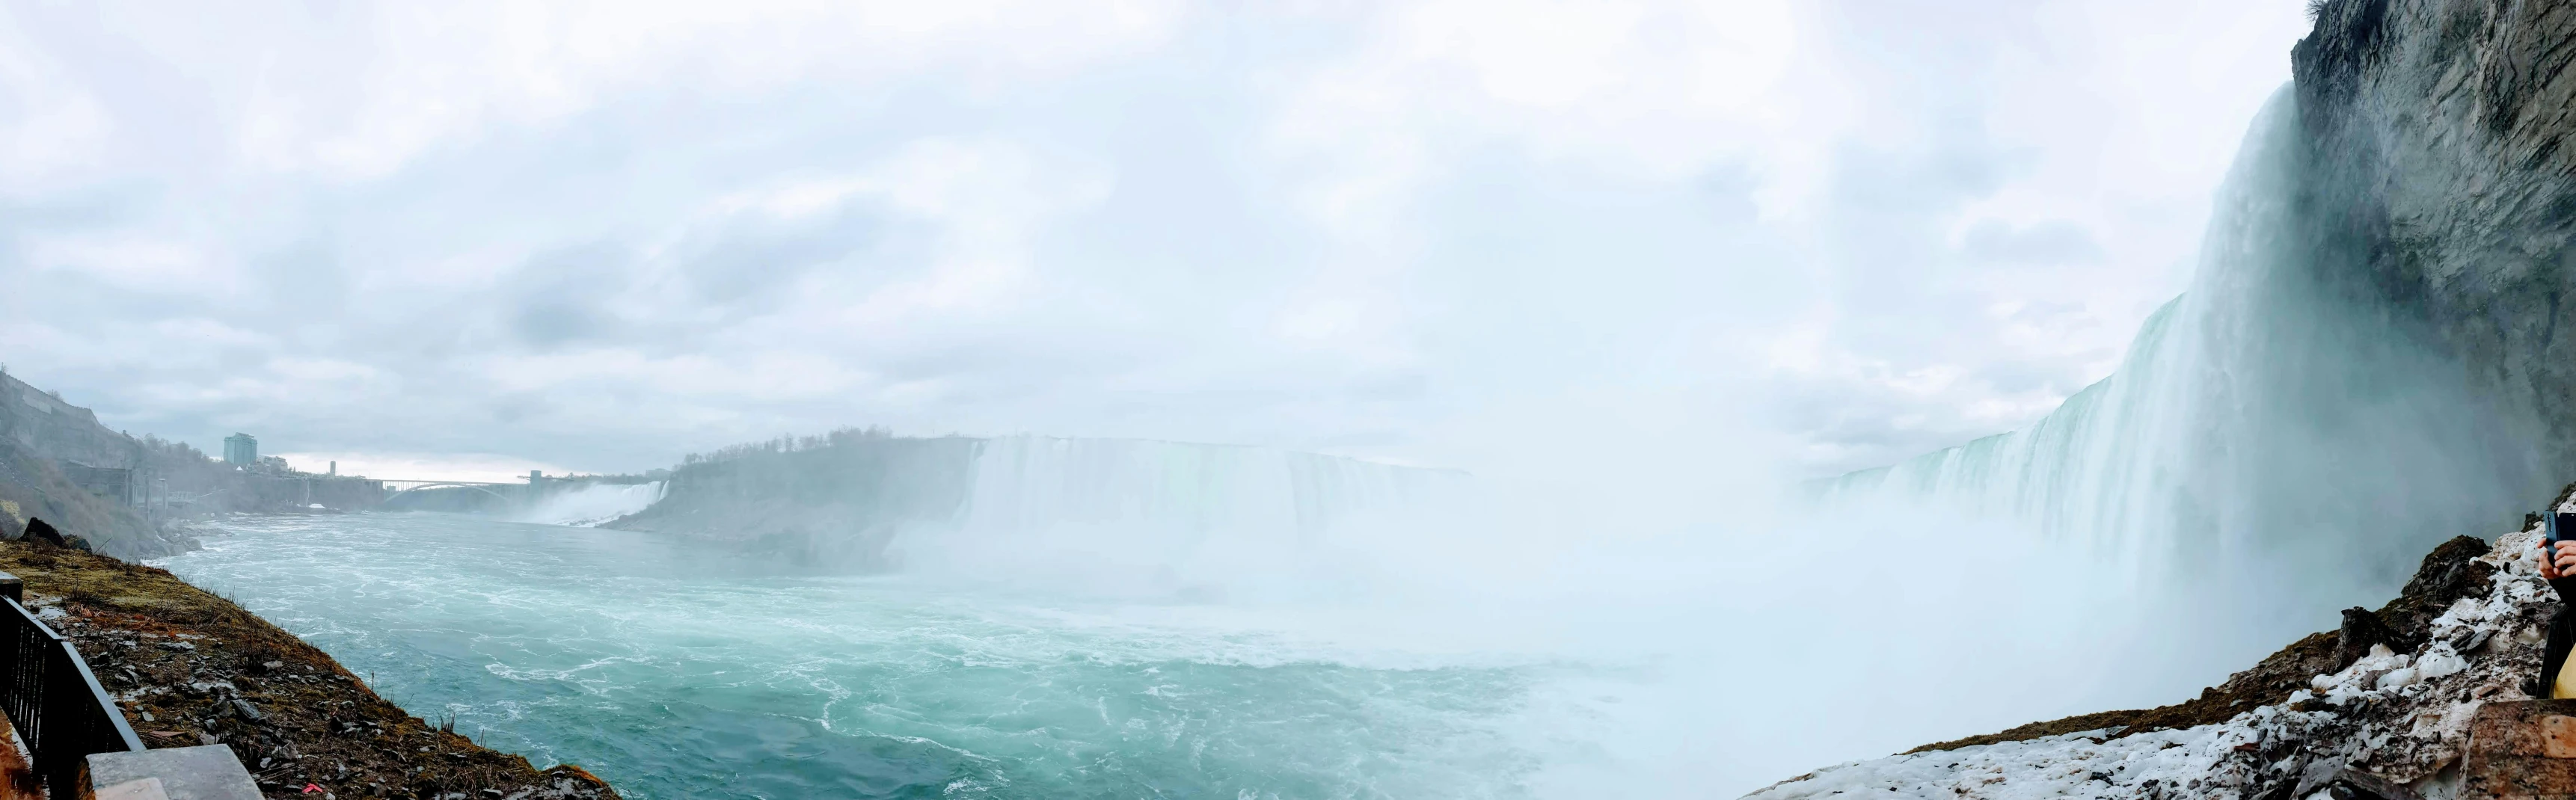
[
  {"x1": 518, "y1": 481, "x2": 666, "y2": 526},
  {"x1": 891, "y1": 436, "x2": 1462, "y2": 599},
  {"x1": 139, "y1": 92, "x2": 2569, "y2": 800},
  {"x1": 1821, "y1": 88, "x2": 2546, "y2": 637}
]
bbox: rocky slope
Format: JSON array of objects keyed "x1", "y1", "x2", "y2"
[
  {"x1": 0, "y1": 372, "x2": 194, "y2": 557},
  {"x1": 1747, "y1": 516, "x2": 2557, "y2": 799},
  {"x1": 0, "y1": 371, "x2": 394, "y2": 559},
  {"x1": 0, "y1": 539, "x2": 623, "y2": 799}
]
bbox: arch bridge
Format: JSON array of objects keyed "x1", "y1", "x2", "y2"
[{"x1": 378, "y1": 479, "x2": 527, "y2": 502}]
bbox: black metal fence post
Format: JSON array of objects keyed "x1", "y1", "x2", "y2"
[{"x1": 0, "y1": 570, "x2": 144, "y2": 796}]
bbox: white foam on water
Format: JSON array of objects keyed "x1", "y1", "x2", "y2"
[{"x1": 161, "y1": 513, "x2": 1568, "y2": 799}]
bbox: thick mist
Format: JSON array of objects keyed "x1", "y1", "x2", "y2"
[
  {"x1": 343, "y1": 87, "x2": 2550, "y2": 796},
  {"x1": 0, "y1": 3, "x2": 2411, "y2": 798},
  {"x1": 887, "y1": 436, "x2": 1457, "y2": 600},
  {"x1": 77, "y1": 30, "x2": 2497, "y2": 800},
  {"x1": 1820, "y1": 87, "x2": 2548, "y2": 680},
  {"x1": 806, "y1": 445, "x2": 2165, "y2": 795},
  {"x1": 717, "y1": 87, "x2": 2562, "y2": 796}
]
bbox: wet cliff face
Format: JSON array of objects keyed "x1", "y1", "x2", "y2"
[{"x1": 2293, "y1": 0, "x2": 2576, "y2": 470}]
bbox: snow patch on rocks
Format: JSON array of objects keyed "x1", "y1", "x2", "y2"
[{"x1": 1747, "y1": 527, "x2": 2557, "y2": 800}]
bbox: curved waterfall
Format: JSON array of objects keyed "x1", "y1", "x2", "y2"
[
  {"x1": 890, "y1": 436, "x2": 1458, "y2": 594},
  {"x1": 520, "y1": 481, "x2": 666, "y2": 527},
  {"x1": 1818, "y1": 88, "x2": 2547, "y2": 599}
]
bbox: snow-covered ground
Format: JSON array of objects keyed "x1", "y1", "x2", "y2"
[{"x1": 1746, "y1": 527, "x2": 2560, "y2": 800}]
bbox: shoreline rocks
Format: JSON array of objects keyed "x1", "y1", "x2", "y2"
[{"x1": 0, "y1": 540, "x2": 622, "y2": 800}]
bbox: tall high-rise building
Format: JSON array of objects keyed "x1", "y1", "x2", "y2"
[{"x1": 222, "y1": 433, "x2": 258, "y2": 466}]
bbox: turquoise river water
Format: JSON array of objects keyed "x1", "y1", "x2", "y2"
[{"x1": 150, "y1": 513, "x2": 1628, "y2": 800}]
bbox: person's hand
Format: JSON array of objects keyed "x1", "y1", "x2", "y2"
[{"x1": 2543, "y1": 539, "x2": 2576, "y2": 579}]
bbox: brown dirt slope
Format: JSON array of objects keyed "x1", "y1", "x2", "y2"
[
  {"x1": 1908, "y1": 534, "x2": 2499, "y2": 754},
  {"x1": 0, "y1": 540, "x2": 622, "y2": 800}
]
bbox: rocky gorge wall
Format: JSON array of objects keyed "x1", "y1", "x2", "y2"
[
  {"x1": 0, "y1": 371, "x2": 138, "y2": 469},
  {"x1": 0, "y1": 372, "x2": 185, "y2": 557},
  {"x1": 2293, "y1": 0, "x2": 2576, "y2": 480},
  {"x1": 0, "y1": 371, "x2": 390, "y2": 559}
]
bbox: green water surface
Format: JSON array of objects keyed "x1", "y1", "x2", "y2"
[{"x1": 155, "y1": 514, "x2": 1559, "y2": 800}]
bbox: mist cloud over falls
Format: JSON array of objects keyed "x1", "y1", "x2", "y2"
[
  {"x1": 1821, "y1": 76, "x2": 2561, "y2": 740},
  {"x1": 0, "y1": 1, "x2": 2311, "y2": 478},
  {"x1": 0, "y1": 4, "x2": 2405, "y2": 797}
]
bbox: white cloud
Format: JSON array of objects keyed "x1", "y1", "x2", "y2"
[
  {"x1": 49, "y1": 0, "x2": 1189, "y2": 182},
  {"x1": 0, "y1": 11, "x2": 109, "y2": 191},
  {"x1": 1279, "y1": 0, "x2": 1800, "y2": 179},
  {"x1": 25, "y1": 236, "x2": 236, "y2": 295},
  {"x1": 0, "y1": 0, "x2": 2315, "y2": 481}
]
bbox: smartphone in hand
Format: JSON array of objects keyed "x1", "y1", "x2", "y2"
[{"x1": 2550, "y1": 512, "x2": 2576, "y2": 570}]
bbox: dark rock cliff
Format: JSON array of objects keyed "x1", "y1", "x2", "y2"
[{"x1": 2292, "y1": 0, "x2": 2576, "y2": 470}]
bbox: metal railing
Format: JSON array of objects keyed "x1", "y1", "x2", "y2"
[{"x1": 0, "y1": 572, "x2": 144, "y2": 796}]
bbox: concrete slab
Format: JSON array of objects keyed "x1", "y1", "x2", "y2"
[
  {"x1": 84, "y1": 746, "x2": 257, "y2": 800},
  {"x1": 92, "y1": 777, "x2": 168, "y2": 800}
]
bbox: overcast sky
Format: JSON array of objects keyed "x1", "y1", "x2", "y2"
[{"x1": 0, "y1": 0, "x2": 2311, "y2": 481}]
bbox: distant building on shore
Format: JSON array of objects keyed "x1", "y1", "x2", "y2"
[{"x1": 223, "y1": 433, "x2": 258, "y2": 466}]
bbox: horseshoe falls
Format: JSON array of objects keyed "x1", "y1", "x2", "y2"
[
  {"x1": 1821, "y1": 90, "x2": 2548, "y2": 622},
  {"x1": 138, "y1": 94, "x2": 2560, "y2": 800},
  {"x1": 895, "y1": 436, "x2": 1454, "y2": 598},
  {"x1": 132, "y1": 90, "x2": 2575, "y2": 800}
]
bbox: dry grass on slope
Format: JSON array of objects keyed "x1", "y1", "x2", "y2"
[{"x1": 0, "y1": 540, "x2": 622, "y2": 800}]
